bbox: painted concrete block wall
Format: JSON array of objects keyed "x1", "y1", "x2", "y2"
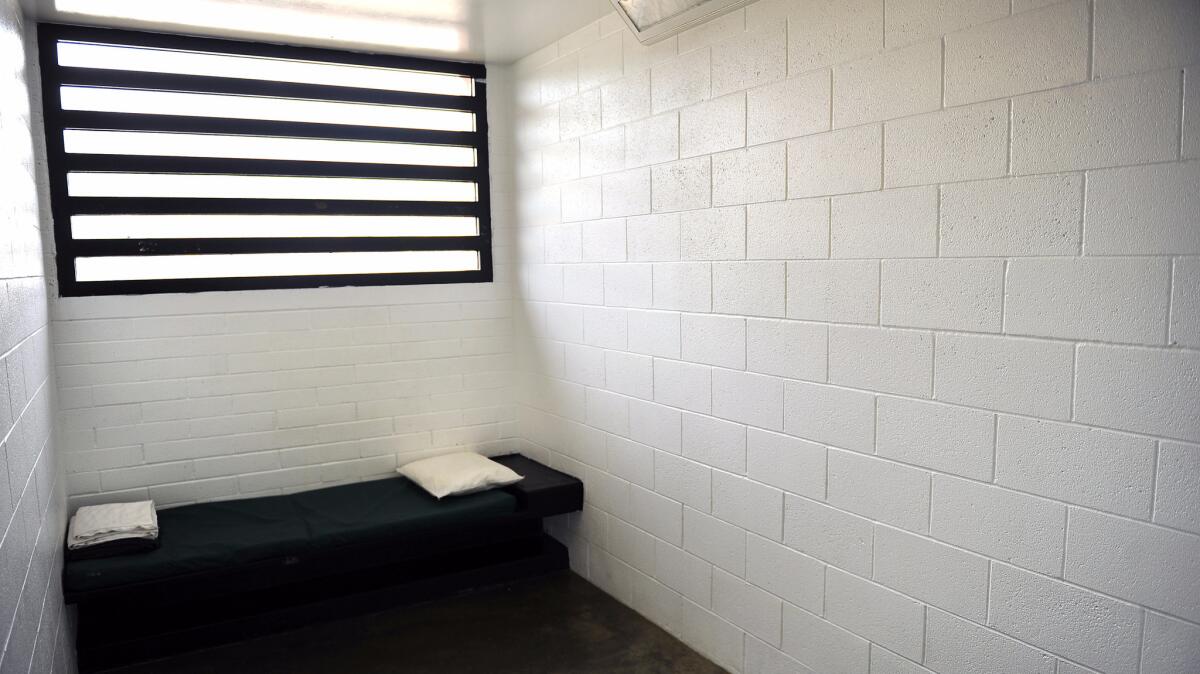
[
  {"x1": 44, "y1": 68, "x2": 523, "y2": 511},
  {"x1": 1, "y1": 3, "x2": 73, "y2": 672},
  {"x1": 511, "y1": 2, "x2": 1200, "y2": 673}
]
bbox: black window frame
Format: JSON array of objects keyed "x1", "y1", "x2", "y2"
[{"x1": 37, "y1": 23, "x2": 492, "y2": 297}]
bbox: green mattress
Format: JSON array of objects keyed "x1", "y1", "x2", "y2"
[{"x1": 64, "y1": 476, "x2": 518, "y2": 594}]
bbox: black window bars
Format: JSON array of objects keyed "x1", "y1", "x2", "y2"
[{"x1": 38, "y1": 23, "x2": 492, "y2": 296}]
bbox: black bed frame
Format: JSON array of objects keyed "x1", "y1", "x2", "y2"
[{"x1": 69, "y1": 455, "x2": 582, "y2": 672}]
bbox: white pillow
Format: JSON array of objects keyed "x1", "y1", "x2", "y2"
[{"x1": 398, "y1": 452, "x2": 523, "y2": 499}]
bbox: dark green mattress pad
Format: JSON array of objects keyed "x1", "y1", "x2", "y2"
[{"x1": 64, "y1": 476, "x2": 518, "y2": 595}]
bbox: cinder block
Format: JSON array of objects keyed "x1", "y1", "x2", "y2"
[
  {"x1": 651, "y1": 262, "x2": 711, "y2": 312},
  {"x1": 876, "y1": 396, "x2": 994, "y2": 480},
  {"x1": 652, "y1": 47, "x2": 711, "y2": 114},
  {"x1": 1074, "y1": 345, "x2": 1200, "y2": 442},
  {"x1": 1154, "y1": 441, "x2": 1200, "y2": 535},
  {"x1": 783, "y1": 494, "x2": 873, "y2": 576},
  {"x1": 884, "y1": 101, "x2": 1008, "y2": 188},
  {"x1": 680, "y1": 93, "x2": 746, "y2": 158},
  {"x1": 604, "y1": 351, "x2": 653, "y2": 400},
  {"x1": 1094, "y1": 0, "x2": 1200, "y2": 79},
  {"x1": 681, "y1": 207, "x2": 747, "y2": 261},
  {"x1": 873, "y1": 526, "x2": 989, "y2": 622},
  {"x1": 1171, "y1": 258, "x2": 1200, "y2": 348},
  {"x1": 884, "y1": 0, "x2": 1008, "y2": 47},
  {"x1": 834, "y1": 40, "x2": 941, "y2": 127},
  {"x1": 580, "y1": 126, "x2": 625, "y2": 176},
  {"x1": 1065, "y1": 508, "x2": 1200, "y2": 623},
  {"x1": 939, "y1": 175, "x2": 1083, "y2": 257},
  {"x1": 1141, "y1": 612, "x2": 1200, "y2": 674},
  {"x1": 712, "y1": 470, "x2": 784, "y2": 539},
  {"x1": 930, "y1": 475, "x2": 1066, "y2": 575},
  {"x1": 682, "y1": 412, "x2": 747, "y2": 473},
  {"x1": 652, "y1": 157, "x2": 712, "y2": 213},
  {"x1": 746, "y1": 534, "x2": 824, "y2": 613},
  {"x1": 579, "y1": 32, "x2": 623, "y2": 91},
  {"x1": 746, "y1": 198, "x2": 829, "y2": 260},
  {"x1": 712, "y1": 369, "x2": 785, "y2": 431},
  {"x1": 602, "y1": 167, "x2": 652, "y2": 217},
  {"x1": 629, "y1": 398, "x2": 682, "y2": 453},
  {"x1": 712, "y1": 23, "x2": 787, "y2": 97},
  {"x1": 934, "y1": 333, "x2": 1074, "y2": 419},
  {"x1": 828, "y1": 326, "x2": 933, "y2": 398},
  {"x1": 560, "y1": 89, "x2": 602, "y2": 139},
  {"x1": 747, "y1": 428, "x2": 826, "y2": 500},
  {"x1": 627, "y1": 213, "x2": 680, "y2": 262},
  {"x1": 1012, "y1": 70, "x2": 1181, "y2": 174},
  {"x1": 601, "y1": 70, "x2": 651, "y2": 128},
  {"x1": 1004, "y1": 257, "x2": 1170, "y2": 344},
  {"x1": 655, "y1": 540, "x2": 713, "y2": 607},
  {"x1": 681, "y1": 314, "x2": 746, "y2": 369},
  {"x1": 781, "y1": 603, "x2": 871, "y2": 674},
  {"x1": 828, "y1": 450, "x2": 930, "y2": 533},
  {"x1": 712, "y1": 144, "x2": 787, "y2": 207},
  {"x1": 654, "y1": 451, "x2": 711, "y2": 511},
  {"x1": 542, "y1": 138, "x2": 581, "y2": 185},
  {"x1": 988, "y1": 563, "x2": 1143, "y2": 674},
  {"x1": 786, "y1": 260, "x2": 880, "y2": 325},
  {"x1": 944, "y1": 0, "x2": 1089, "y2": 106},
  {"x1": 1085, "y1": 162, "x2": 1200, "y2": 255},
  {"x1": 684, "y1": 506, "x2": 747, "y2": 576},
  {"x1": 627, "y1": 309, "x2": 681, "y2": 358},
  {"x1": 746, "y1": 318, "x2": 828, "y2": 383},
  {"x1": 995, "y1": 415, "x2": 1156, "y2": 518},
  {"x1": 830, "y1": 186, "x2": 937, "y2": 259},
  {"x1": 744, "y1": 636, "x2": 818, "y2": 674},
  {"x1": 747, "y1": 71, "x2": 831, "y2": 145},
  {"x1": 825, "y1": 568, "x2": 925, "y2": 662},
  {"x1": 713, "y1": 262, "x2": 786, "y2": 317},
  {"x1": 653, "y1": 359, "x2": 711, "y2": 413},
  {"x1": 605, "y1": 263, "x2": 654, "y2": 308},
  {"x1": 787, "y1": 0, "x2": 884, "y2": 74},
  {"x1": 581, "y1": 217, "x2": 627, "y2": 262},
  {"x1": 783, "y1": 380, "x2": 875, "y2": 453},
  {"x1": 625, "y1": 112, "x2": 679, "y2": 168},
  {"x1": 788, "y1": 125, "x2": 882, "y2": 198},
  {"x1": 881, "y1": 259, "x2": 1004, "y2": 332},
  {"x1": 628, "y1": 484, "x2": 683, "y2": 546},
  {"x1": 712, "y1": 568, "x2": 783, "y2": 646},
  {"x1": 924, "y1": 608, "x2": 1055, "y2": 674}
]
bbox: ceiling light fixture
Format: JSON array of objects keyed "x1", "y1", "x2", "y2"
[{"x1": 611, "y1": 0, "x2": 751, "y2": 44}]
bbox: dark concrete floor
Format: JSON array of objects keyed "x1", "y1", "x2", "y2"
[{"x1": 108, "y1": 572, "x2": 726, "y2": 674}]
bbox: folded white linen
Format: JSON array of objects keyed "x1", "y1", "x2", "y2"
[{"x1": 68, "y1": 501, "x2": 159, "y2": 550}]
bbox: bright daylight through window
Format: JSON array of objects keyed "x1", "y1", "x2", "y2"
[{"x1": 38, "y1": 24, "x2": 491, "y2": 295}]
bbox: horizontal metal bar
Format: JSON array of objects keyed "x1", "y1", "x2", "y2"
[
  {"x1": 42, "y1": 24, "x2": 487, "y2": 80},
  {"x1": 58, "y1": 111, "x2": 482, "y2": 145},
  {"x1": 58, "y1": 68, "x2": 481, "y2": 111},
  {"x1": 64, "y1": 155, "x2": 479, "y2": 180},
  {"x1": 60, "y1": 268, "x2": 493, "y2": 297},
  {"x1": 70, "y1": 236, "x2": 486, "y2": 256},
  {"x1": 67, "y1": 197, "x2": 484, "y2": 217}
]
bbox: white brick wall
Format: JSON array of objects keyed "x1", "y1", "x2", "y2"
[
  {"x1": 513, "y1": 2, "x2": 1200, "y2": 672},
  {"x1": 1, "y1": 5, "x2": 72, "y2": 672}
]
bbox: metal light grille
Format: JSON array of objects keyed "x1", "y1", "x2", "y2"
[{"x1": 38, "y1": 24, "x2": 492, "y2": 296}]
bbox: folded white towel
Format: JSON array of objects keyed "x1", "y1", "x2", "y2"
[{"x1": 68, "y1": 501, "x2": 159, "y2": 550}]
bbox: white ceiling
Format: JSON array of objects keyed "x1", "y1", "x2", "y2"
[{"x1": 24, "y1": 0, "x2": 615, "y2": 64}]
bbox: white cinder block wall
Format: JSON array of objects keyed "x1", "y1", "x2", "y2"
[
  {"x1": 511, "y1": 1, "x2": 1200, "y2": 673},
  {"x1": 1, "y1": 3, "x2": 73, "y2": 672},
  {"x1": 47, "y1": 67, "x2": 522, "y2": 510}
]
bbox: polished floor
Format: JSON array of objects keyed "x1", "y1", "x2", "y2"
[{"x1": 109, "y1": 572, "x2": 726, "y2": 674}]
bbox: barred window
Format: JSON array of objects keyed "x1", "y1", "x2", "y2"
[{"x1": 38, "y1": 24, "x2": 491, "y2": 296}]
